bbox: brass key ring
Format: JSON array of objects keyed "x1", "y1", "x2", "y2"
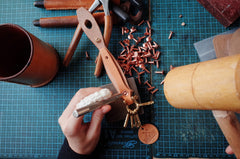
[{"x1": 124, "y1": 95, "x2": 154, "y2": 128}]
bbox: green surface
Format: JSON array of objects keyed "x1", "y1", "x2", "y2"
[{"x1": 0, "y1": 0, "x2": 238, "y2": 158}]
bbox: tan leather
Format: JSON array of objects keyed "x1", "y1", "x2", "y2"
[
  {"x1": 63, "y1": 24, "x2": 83, "y2": 66},
  {"x1": 94, "y1": 15, "x2": 113, "y2": 77},
  {"x1": 77, "y1": 7, "x2": 134, "y2": 105},
  {"x1": 99, "y1": 47, "x2": 133, "y2": 105},
  {"x1": 213, "y1": 28, "x2": 240, "y2": 58},
  {"x1": 44, "y1": 0, "x2": 120, "y2": 10}
]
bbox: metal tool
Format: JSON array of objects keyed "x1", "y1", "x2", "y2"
[
  {"x1": 76, "y1": 7, "x2": 153, "y2": 128},
  {"x1": 73, "y1": 93, "x2": 123, "y2": 117},
  {"x1": 63, "y1": 0, "x2": 112, "y2": 68}
]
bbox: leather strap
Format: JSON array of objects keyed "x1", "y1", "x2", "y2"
[
  {"x1": 95, "y1": 15, "x2": 113, "y2": 77},
  {"x1": 99, "y1": 47, "x2": 133, "y2": 105}
]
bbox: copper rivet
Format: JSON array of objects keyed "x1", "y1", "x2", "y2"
[{"x1": 95, "y1": 38, "x2": 101, "y2": 43}]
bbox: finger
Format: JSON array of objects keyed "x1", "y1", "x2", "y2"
[
  {"x1": 225, "y1": 145, "x2": 234, "y2": 155},
  {"x1": 66, "y1": 115, "x2": 85, "y2": 132},
  {"x1": 87, "y1": 105, "x2": 111, "y2": 138},
  {"x1": 59, "y1": 87, "x2": 101, "y2": 123}
]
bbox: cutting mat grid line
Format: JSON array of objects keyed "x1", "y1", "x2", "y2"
[{"x1": 0, "y1": 0, "x2": 238, "y2": 158}]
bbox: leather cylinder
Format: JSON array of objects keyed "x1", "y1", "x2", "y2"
[
  {"x1": 0, "y1": 24, "x2": 59, "y2": 87},
  {"x1": 164, "y1": 54, "x2": 240, "y2": 111}
]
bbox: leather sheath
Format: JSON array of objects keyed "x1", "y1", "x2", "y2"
[{"x1": 44, "y1": 0, "x2": 120, "y2": 10}]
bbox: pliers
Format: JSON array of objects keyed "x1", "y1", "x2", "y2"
[{"x1": 63, "y1": 0, "x2": 113, "y2": 77}]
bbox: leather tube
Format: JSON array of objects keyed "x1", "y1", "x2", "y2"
[{"x1": 0, "y1": 24, "x2": 59, "y2": 87}]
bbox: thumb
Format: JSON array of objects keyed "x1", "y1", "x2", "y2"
[{"x1": 225, "y1": 145, "x2": 234, "y2": 155}]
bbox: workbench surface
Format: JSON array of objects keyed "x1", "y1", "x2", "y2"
[{"x1": 0, "y1": 0, "x2": 238, "y2": 158}]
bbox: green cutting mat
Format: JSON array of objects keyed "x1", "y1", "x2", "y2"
[{"x1": 0, "y1": 0, "x2": 238, "y2": 158}]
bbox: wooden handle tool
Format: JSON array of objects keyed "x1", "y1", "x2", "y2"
[{"x1": 34, "y1": 0, "x2": 120, "y2": 10}]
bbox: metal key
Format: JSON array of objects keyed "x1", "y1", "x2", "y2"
[
  {"x1": 123, "y1": 95, "x2": 154, "y2": 128},
  {"x1": 123, "y1": 113, "x2": 130, "y2": 128},
  {"x1": 134, "y1": 113, "x2": 141, "y2": 128},
  {"x1": 130, "y1": 114, "x2": 134, "y2": 128}
]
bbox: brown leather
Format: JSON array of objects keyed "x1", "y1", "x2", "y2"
[
  {"x1": 63, "y1": 24, "x2": 83, "y2": 66},
  {"x1": 229, "y1": 28, "x2": 240, "y2": 55},
  {"x1": 40, "y1": 15, "x2": 79, "y2": 28},
  {"x1": 94, "y1": 15, "x2": 113, "y2": 77},
  {"x1": 77, "y1": 7, "x2": 134, "y2": 105},
  {"x1": 213, "y1": 34, "x2": 232, "y2": 58},
  {"x1": 0, "y1": 24, "x2": 59, "y2": 87},
  {"x1": 44, "y1": 0, "x2": 120, "y2": 10},
  {"x1": 99, "y1": 47, "x2": 133, "y2": 105},
  {"x1": 38, "y1": 12, "x2": 119, "y2": 28},
  {"x1": 213, "y1": 28, "x2": 240, "y2": 58}
]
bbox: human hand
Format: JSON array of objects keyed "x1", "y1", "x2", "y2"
[
  {"x1": 225, "y1": 112, "x2": 240, "y2": 156},
  {"x1": 58, "y1": 87, "x2": 111, "y2": 155}
]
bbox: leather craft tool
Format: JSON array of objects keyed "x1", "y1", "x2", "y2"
[
  {"x1": 33, "y1": 13, "x2": 119, "y2": 28},
  {"x1": 34, "y1": 0, "x2": 120, "y2": 10},
  {"x1": 76, "y1": 7, "x2": 153, "y2": 128}
]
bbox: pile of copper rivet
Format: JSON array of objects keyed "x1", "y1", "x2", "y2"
[{"x1": 117, "y1": 20, "x2": 165, "y2": 95}]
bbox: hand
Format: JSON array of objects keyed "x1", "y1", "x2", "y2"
[
  {"x1": 58, "y1": 87, "x2": 111, "y2": 155},
  {"x1": 225, "y1": 112, "x2": 240, "y2": 156}
]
